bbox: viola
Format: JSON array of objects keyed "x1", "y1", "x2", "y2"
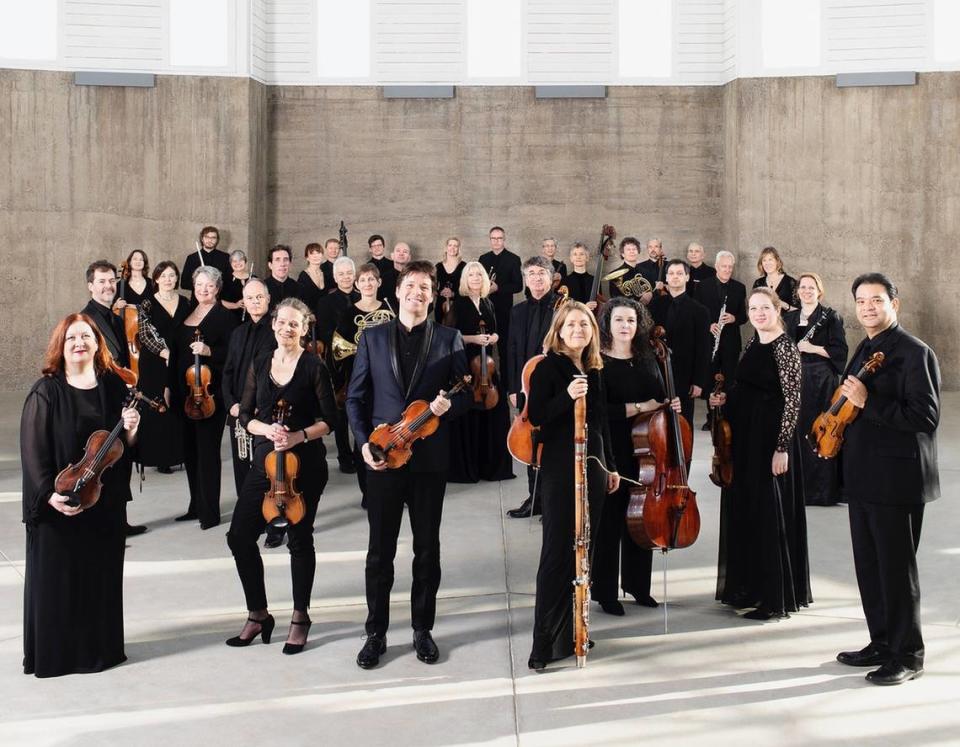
[
  {"x1": 588, "y1": 224, "x2": 616, "y2": 307},
  {"x1": 506, "y1": 354, "x2": 545, "y2": 466},
  {"x1": 368, "y1": 377, "x2": 471, "y2": 469},
  {"x1": 808, "y1": 351, "x2": 884, "y2": 459},
  {"x1": 262, "y1": 399, "x2": 306, "y2": 528},
  {"x1": 183, "y1": 329, "x2": 215, "y2": 420},
  {"x1": 708, "y1": 373, "x2": 733, "y2": 488},
  {"x1": 626, "y1": 326, "x2": 701, "y2": 550},
  {"x1": 56, "y1": 389, "x2": 165, "y2": 509},
  {"x1": 470, "y1": 320, "x2": 499, "y2": 410}
]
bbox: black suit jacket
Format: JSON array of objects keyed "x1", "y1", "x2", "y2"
[
  {"x1": 222, "y1": 316, "x2": 276, "y2": 412},
  {"x1": 82, "y1": 299, "x2": 130, "y2": 368},
  {"x1": 841, "y1": 325, "x2": 940, "y2": 505},
  {"x1": 506, "y1": 293, "x2": 557, "y2": 396},
  {"x1": 697, "y1": 277, "x2": 747, "y2": 357},
  {"x1": 648, "y1": 292, "x2": 712, "y2": 395},
  {"x1": 346, "y1": 319, "x2": 470, "y2": 472}
]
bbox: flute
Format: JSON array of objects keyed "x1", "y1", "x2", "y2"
[{"x1": 711, "y1": 300, "x2": 727, "y2": 361}]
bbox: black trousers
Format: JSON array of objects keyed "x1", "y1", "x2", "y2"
[
  {"x1": 226, "y1": 459, "x2": 327, "y2": 612},
  {"x1": 227, "y1": 415, "x2": 253, "y2": 497},
  {"x1": 364, "y1": 469, "x2": 447, "y2": 636},
  {"x1": 182, "y1": 407, "x2": 228, "y2": 527},
  {"x1": 592, "y1": 486, "x2": 653, "y2": 602},
  {"x1": 333, "y1": 408, "x2": 354, "y2": 466},
  {"x1": 848, "y1": 501, "x2": 925, "y2": 669}
]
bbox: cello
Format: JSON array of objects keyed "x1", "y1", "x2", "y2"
[
  {"x1": 708, "y1": 373, "x2": 733, "y2": 488},
  {"x1": 808, "y1": 351, "x2": 884, "y2": 459},
  {"x1": 261, "y1": 400, "x2": 306, "y2": 528},
  {"x1": 114, "y1": 263, "x2": 141, "y2": 383},
  {"x1": 626, "y1": 326, "x2": 701, "y2": 550},
  {"x1": 506, "y1": 354, "x2": 545, "y2": 466},
  {"x1": 57, "y1": 389, "x2": 166, "y2": 509},
  {"x1": 183, "y1": 329, "x2": 215, "y2": 420},
  {"x1": 588, "y1": 225, "x2": 616, "y2": 307},
  {"x1": 470, "y1": 320, "x2": 499, "y2": 410}
]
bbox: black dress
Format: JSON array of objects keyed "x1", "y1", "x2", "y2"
[
  {"x1": 119, "y1": 277, "x2": 150, "y2": 306},
  {"x1": 137, "y1": 294, "x2": 190, "y2": 467},
  {"x1": 784, "y1": 305, "x2": 848, "y2": 505},
  {"x1": 753, "y1": 274, "x2": 798, "y2": 310},
  {"x1": 528, "y1": 352, "x2": 615, "y2": 664},
  {"x1": 221, "y1": 273, "x2": 256, "y2": 324},
  {"x1": 716, "y1": 334, "x2": 811, "y2": 616},
  {"x1": 21, "y1": 372, "x2": 130, "y2": 677},
  {"x1": 434, "y1": 260, "x2": 465, "y2": 322},
  {"x1": 563, "y1": 271, "x2": 594, "y2": 304},
  {"x1": 297, "y1": 269, "x2": 325, "y2": 312},
  {"x1": 594, "y1": 354, "x2": 664, "y2": 603},
  {"x1": 447, "y1": 295, "x2": 514, "y2": 483}
]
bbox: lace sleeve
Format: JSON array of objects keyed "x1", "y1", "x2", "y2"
[
  {"x1": 774, "y1": 335, "x2": 801, "y2": 451},
  {"x1": 136, "y1": 303, "x2": 168, "y2": 356}
]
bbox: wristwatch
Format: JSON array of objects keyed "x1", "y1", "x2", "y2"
[{"x1": 302, "y1": 429, "x2": 309, "y2": 443}]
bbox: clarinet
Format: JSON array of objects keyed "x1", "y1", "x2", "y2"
[
  {"x1": 711, "y1": 300, "x2": 727, "y2": 362},
  {"x1": 801, "y1": 309, "x2": 831, "y2": 343}
]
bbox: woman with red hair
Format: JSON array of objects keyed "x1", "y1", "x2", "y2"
[{"x1": 20, "y1": 314, "x2": 140, "y2": 677}]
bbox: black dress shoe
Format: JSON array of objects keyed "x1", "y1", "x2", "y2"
[
  {"x1": 200, "y1": 521, "x2": 220, "y2": 530},
  {"x1": 263, "y1": 527, "x2": 285, "y2": 549},
  {"x1": 506, "y1": 496, "x2": 541, "y2": 519},
  {"x1": 743, "y1": 606, "x2": 788, "y2": 621},
  {"x1": 701, "y1": 421, "x2": 711, "y2": 431},
  {"x1": 866, "y1": 662, "x2": 923, "y2": 686},
  {"x1": 282, "y1": 618, "x2": 312, "y2": 655},
  {"x1": 156, "y1": 466, "x2": 174, "y2": 474},
  {"x1": 528, "y1": 657, "x2": 547, "y2": 671},
  {"x1": 125, "y1": 524, "x2": 148, "y2": 537},
  {"x1": 597, "y1": 599, "x2": 625, "y2": 616},
  {"x1": 413, "y1": 630, "x2": 440, "y2": 664},
  {"x1": 175, "y1": 512, "x2": 197, "y2": 522},
  {"x1": 226, "y1": 614, "x2": 275, "y2": 647},
  {"x1": 631, "y1": 594, "x2": 660, "y2": 608},
  {"x1": 357, "y1": 634, "x2": 386, "y2": 669},
  {"x1": 837, "y1": 643, "x2": 889, "y2": 668},
  {"x1": 339, "y1": 460, "x2": 358, "y2": 475}
]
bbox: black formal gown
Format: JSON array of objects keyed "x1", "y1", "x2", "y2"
[
  {"x1": 297, "y1": 269, "x2": 325, "y2": 312},
  {"x1": 21, "y1": 372, "x2": 130, "y2": 677},
  {"x1": 435, "y1": 260, "x2": 465, "y2": 323},
  {"x1": 478, "y1": 248, "x2": 522, "y2": 365},
  {"x1": 753, "y1": 274, "x2": 798, "y2": 310},
  {"x1": 446, "y1": 295, "x2": 514, "y2": 483},
  {"x1": 528, "y1": 352, "x2": 615, "y2": 664},
  {"x1": 716, "y1": 334, "x2": 811, "y2": 616},
  {"x1": 594, "y1": 354, "x2": 664, "y2": 604},
  {"x1": 785, "y1": 305, "x2": 848, "y2": 505},
  {"x1": 119, "y1": 278, "x2": 150, "y2": 306},
  {"x1": 136, "y1": 294, "x2": 190, "y2": 467}
]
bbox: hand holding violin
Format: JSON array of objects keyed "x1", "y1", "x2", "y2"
[
  {"x1": 709, "y1": 391, "x2": 727, "y2": 408},
  {"x1": 839, "y1": 375, "x2": 868, "y2": 408},
  {"x1": 48, "y1": 492, "x2": 84, "y2": 517},
  {"x1": 361, "y1": 442, "x2": 388, "y2": 471},
  {"x1": 121, "y1": 406, "x2": 140, "y2": 436},
  {"x1": 189, "y1": 340, "x2": 212, "y2": 357},
  {"x1": 429, "y1": 391, "x2": 452, "y2": 417}
]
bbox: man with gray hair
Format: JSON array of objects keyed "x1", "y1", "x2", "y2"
[
  {"x1": 540, "y1": 237, "x2": 567, "y2": 286},
  {"x1": 686, "y1": 241, "x2": 716, "y2": 299},
  {"x1": 505, "y1": 256, "x2": 557, "y2": 518}
]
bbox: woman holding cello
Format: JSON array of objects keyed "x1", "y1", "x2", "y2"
[
  {"x1": 225, "y1": 298, "x2": 337, "y2": 655},
  {"x1": 594, "y1": 298, "x2": 681, "y2": 615},
  {"x1": 527, "y1": 302, "x2": 619, "y2": 670},
  {"x1": 20, "y1": 314, "x2": 140, "y2": 677},
  {"x1": 710, "y1": 286, "x2": 811, "y2": 621},
  {"x1": 446, "y1": 261, "x2": 514, "y2": 483},
  {"x1": 172, "y1": 266, "x2": 238, "y2": 529}
]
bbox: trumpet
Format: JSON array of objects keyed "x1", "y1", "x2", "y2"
[{"x1": 235, "y1": 421, "x2": 252, "y2": 461}]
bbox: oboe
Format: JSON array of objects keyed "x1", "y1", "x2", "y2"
[
  {"x1": 572, "y1": 376, "x2": 591, "y2": 668},
  {"x1": 235, "y1": 421, "x2": 252, "y2": 461},
  {"x1": 711, "y1": 300, "x2": 727, "y2": 361}
]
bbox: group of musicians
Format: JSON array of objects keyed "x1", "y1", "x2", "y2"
[{"x1": 20, "y1": 225, "x2": 940, "y2": 689}]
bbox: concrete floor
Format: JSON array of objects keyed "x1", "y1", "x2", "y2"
[{"x1": 0, "y1": 394, "x2": 957, "y2": 746}]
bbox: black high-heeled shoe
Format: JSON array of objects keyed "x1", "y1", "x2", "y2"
[
  {"x1": 282, "y1": 618, "x2": 312, "y2": 655},
  {"x1": 226, "y1": 614, "x2": 275, "y2": 647}
]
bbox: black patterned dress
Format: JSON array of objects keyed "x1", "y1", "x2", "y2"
[{"x1": 716, "y1": 333, "x2": 811, "y2": 616}]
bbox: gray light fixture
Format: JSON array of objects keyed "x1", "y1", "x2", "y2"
[
  {"x1": 383, "y1": 86, "x2": 455, "y2": 99},
  {"x1": 535, "y1": 86, "x2": 606, "y2": 99},
  {"x1": 74, "y1": 72, "x2": 156, "y2": 87},
  {"x1": 836, "y1": 72, "x2": 917, "y2": 88}
]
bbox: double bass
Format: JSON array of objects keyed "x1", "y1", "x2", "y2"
[
  {"x1": 184, "y1": 329, "x2": 215, "y2": 420},
  {"x1": 627, "y1": 326, "x2": 701, "y2": 550},
  {"x1": 808, "y1": 351, "x2": 884, "y2": 459},
  {"x1": 506, "y1": 354, "x2": 545, "y2": 466},
  {"x1": 708, "y1": 373, "x2": 733, "y2": 488},
  {"x1": 262, "y1": 400, "x2": 306, "y2": 528},
  {"x1": 588, "y1": 225, "x2": 616, "y2": 307},
  {"x1": 470, "y1": 320, "x2": 499, "y2": 410}
]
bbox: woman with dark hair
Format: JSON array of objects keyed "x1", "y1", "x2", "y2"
[
  {"x1": 118, "y1": 249, "x2": 150, "y2": 306},
  {"x1": 593, "y1": 298, "x2": 681, "y2": 615},
  {"x1": 784, "y1": 272, "x2": 848, "y2": 505},
  {"x1": 711, "y1": 287, "x2": 810, "y2": 621},
  {"x1": 527, "y1": 302, "x2": 619, "y2": 670},
  {"x1": 434, "y1": 237, "x2": 465, "y2": 323},
  {"x1": 172, "y1": 265, "x2": 238, "y2": 529},
  {"x1": 752, "y1": 246, "x2": 798, "y2": 312},
  {"x1": 298, "y1": 242, "x2": 327, "y2": 310},
  {"x1": 21, "y1": 314, "x2": 141, "y2": 677},
  {"x1": 137, "y1": 260, "x2": 190, "y2": 473},
  {"x1": 225, "y1": 298, "x2": 337, "y2": 655}
]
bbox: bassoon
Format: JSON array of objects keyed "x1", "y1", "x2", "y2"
[{"x1": 572, "y1": 377, "x2": 591, "y2": 668}]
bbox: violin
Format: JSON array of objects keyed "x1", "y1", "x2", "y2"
[
  {"x1": 471, "y1": 320, "x2": 499, "y2": 410},
  {"x1": 708, "y1": 373, "x2": 733, "y2": 488},
  {"x1": 114, "y1": 265, "x2": 141, "y2": 383},
  {"x1": 626, "y1": 326, "x2": 701, "y2": 550},
  {"x1": 183, "y1": 329, "x2": 215, "y2": 420},
  {"x1": 261, "y1": 399, "x2": 306, "y2": 528},
  {"x1": 305, "y1": 320, "x2": 326, "y2": 360},
  {"x1": 368, "y1": 377, "x2": 471, "y2": 469},
  {"x1": 506, "y1": 354, "x2": 545, "y2": 466},
  {"x1": 808, "y1": 351, "x2": 885, "y2": 459},
  {"x1": 589, "y1": 225, "x2": 616, "y2": 307},
  {"x1": 56, "y1": 389, "x2": 165, "y2": 509}
]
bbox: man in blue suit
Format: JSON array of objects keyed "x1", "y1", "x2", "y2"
[{"x1": 347, "y1": 260, "x2": 470, "y2": 669}]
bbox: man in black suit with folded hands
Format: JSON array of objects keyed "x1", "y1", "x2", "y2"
[
  {"x1": 347, "y1": 260, "x2": 471, "y2": 670},
  {"x1": 835, "y1": 273, "x2": 940, "y2": 686}
]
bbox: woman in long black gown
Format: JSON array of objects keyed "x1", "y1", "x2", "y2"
[
  {"x1": 446, "y1": 261, "x2": 514, "y2": 483},
  {"x1": 225, "y1": 298, "x2": 337, "y2": 654},
  {"x1": 136, "y1": 260, "x2": 189, "y2": 471},
  {"x1": 712, "y1": 287, "x2": 811, "y2": 621},
  {"x1": 434, "y1": 237, "x2": 465, "y2": 323},
  {"x1": 752, "y1": 246, "x2": 798, "y2": 313},
  {"x1": 172, "y1": 266, "x2": 238, "y2": 529},
  {"x1": 784, "y1": 273, "x2": 848, "y2": 506},
  {"x1": 118, "y1": 249, "x2": 151, "y2": 306},
  {"x1": 298, "y1": 242, "x2": 327, "y2": 311},
  {"x1": 527, "y1": 302, "x2": 619, "y2": 669},
  {"x1": 21, "y1": 314, "x2": 141, "y2": 677},
  {"x1": 594, "y1": 298, "x2": 681, "y2": 615}
]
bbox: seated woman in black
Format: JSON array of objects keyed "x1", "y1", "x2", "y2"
[
  {"x1": 225, "y1": 298, "x2": 337, "y2": 655},
  {"x1": 527, "y1": 301, "x2": 619, "y2": 670}
]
